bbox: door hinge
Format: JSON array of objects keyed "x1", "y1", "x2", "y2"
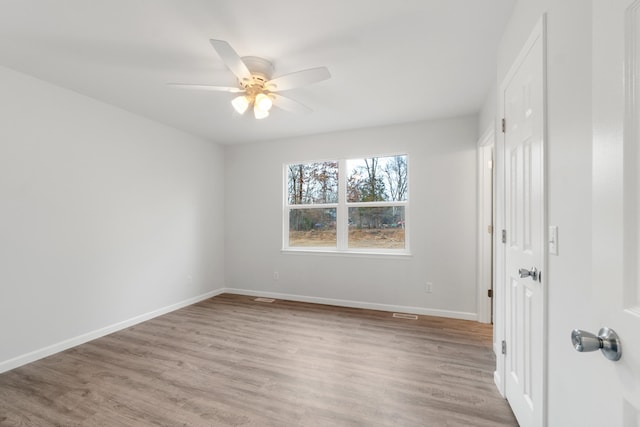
[
  {"x1": 502, "y1": 340, "x2": 507, "y2": 355},
  {"x1": 488, "y1": 225, "x2": 493, "y2": 234},
  {"x1": 488, "y1": 289, "x2": 493, "y2": 298},
  {"x1": 501, "y1": 229, "x2": 507, "y2": 244},
  {"x1": 501, "y1": 118, "x2": 506, "y2": 133}
]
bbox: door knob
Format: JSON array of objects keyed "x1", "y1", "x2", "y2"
[
  {"x1": 518, "y1": 267, "x2": 539, "y2": 281},
  {"x1": 571, "y1": 327, "x2": 622, "y2": 361}
]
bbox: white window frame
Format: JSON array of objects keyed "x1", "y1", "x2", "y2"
[{"x1": 282, "y1": 154, "x2": 410, "y2": 256}]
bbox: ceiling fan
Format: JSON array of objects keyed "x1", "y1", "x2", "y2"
[{"x1": 168, "y1": 39, "x2": 331, "y2": 119}]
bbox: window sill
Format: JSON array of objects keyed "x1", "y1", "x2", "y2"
[{"x1": 281, "y1": 248, "x2": 413, "y2": 259}]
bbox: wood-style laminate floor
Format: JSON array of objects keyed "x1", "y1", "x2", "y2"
[{"x1": 0, "y1": 294, "x2": 518, "y2": 426}]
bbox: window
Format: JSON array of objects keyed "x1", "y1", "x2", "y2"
[
  {"x1": 284, "y1": 155, "x2": 408, "y2": 253},
  {"x1": 286, "y1": 161, "x2": 339, "y2": 248}
]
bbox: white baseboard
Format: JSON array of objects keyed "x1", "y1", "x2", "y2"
[
  {"x1": 221, "y1": 287, "x2": 478, "y2": 321},
  {"x1": 0, "y1": 288, "x2": 225, "y2": 374}
]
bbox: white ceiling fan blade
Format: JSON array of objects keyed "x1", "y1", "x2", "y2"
[
  {"x1": 167, "y1": 83, "x2": 245, "y2": 93},
  {"x1": 272, "y1": 94, "x2": 313, "y2": 114},
  {"x1": 209, "y1": 39, "x2": 252, "y2": 83},
  {"x1": 266, "y1": 67, "x2": 331, "y2": 92}
]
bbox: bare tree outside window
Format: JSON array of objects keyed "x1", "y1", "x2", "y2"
[
  {"x1": 383, "y1": 155, "x2": 408, "y2": 202},
  {"x1": 288, "y1": 161, "x2": 338, "y2": 205}
]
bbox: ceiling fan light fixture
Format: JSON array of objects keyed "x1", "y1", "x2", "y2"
[
  {"x1": 254, "y1": 93, "x2": 273, "y2": 112},
  {"x1": 171, "y1": 40, "x2": 330, "y2": 120},
  {"x1": 254, "y1": 106, "x2": 270, "y2": 120},
  {"x1": 231, "y1": 95, "x2": 250, "y2": 114}
]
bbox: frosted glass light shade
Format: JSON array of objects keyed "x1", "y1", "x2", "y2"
[
  {"x1": 254, "y1": 106, "x2": 269, "y2": 119},
  {"x1": 231, "y1": 96, "x2": 249, "y2": 114},
  {"x1": 254, "y1": 93, "x2": 273, "y2": 112}
]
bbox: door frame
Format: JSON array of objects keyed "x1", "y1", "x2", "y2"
[
  {"x1": 477, "y1": 126, "x2": 495, "y2": 324},
  {"x1": 494, "y1": 15, "x2": 548, "y2": 425}
]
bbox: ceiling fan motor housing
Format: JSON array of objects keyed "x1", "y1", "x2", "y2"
[{"x1": 240, "y1": 56, "x2": 274, "y2": 88}]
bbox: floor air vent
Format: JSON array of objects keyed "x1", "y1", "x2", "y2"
[
  {"x1": 254, "y1": 297, "x2": 276, "y2": 303},
  {"x1": 393, "y1": 313, "x2": 418, "y2": 320}
]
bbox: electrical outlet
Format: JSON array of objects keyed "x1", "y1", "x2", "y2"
[
  {"x1": 273, "y1": 271, "x2": 279, "y2": 280},
  {"x1": 425, "y1": 282, "x2": 433, "y2": 293}
]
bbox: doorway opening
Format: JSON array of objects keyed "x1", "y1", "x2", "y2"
[{"x1": 478, "y1": 127, "x2": 495, "y2": 325}]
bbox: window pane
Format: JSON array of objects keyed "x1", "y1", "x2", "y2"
[
  {"x1": 347, "y1": 155, "x2": 408, "y2": 202},
  {"x1": 348, "y1": 206, "x2": 405, "y2": 249},
  {"x1": 289, "y1": 208, "x2": 337, "y2": 247},
  {"x1": 287, "y1": 161, "x2": 339, "y2": 205}
]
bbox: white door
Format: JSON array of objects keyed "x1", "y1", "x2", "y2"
[
  {"x1": 588, "y1": 0, "x2": 640, "y2": 424},
  {"x1": 502, "y1": 19, "x2": 545, "y2": 427}
]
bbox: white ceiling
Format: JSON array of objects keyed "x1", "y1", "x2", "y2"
[{"x1": 0, "y1": 0, "x2": 515, "y2": 144}]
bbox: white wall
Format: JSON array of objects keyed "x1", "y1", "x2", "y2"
[
  {"x1": 0, "y1": 66, "x2": 225, "y2": 372},
  {"x1": 224, "y1": 116, "x2": 479, "y2": 319},
  {"x1": 478, "y1": 82, "x2": 498, "y2": 137},
  {"x1": 492, "y1": 1, "x2": 593, "y2": 425}
]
